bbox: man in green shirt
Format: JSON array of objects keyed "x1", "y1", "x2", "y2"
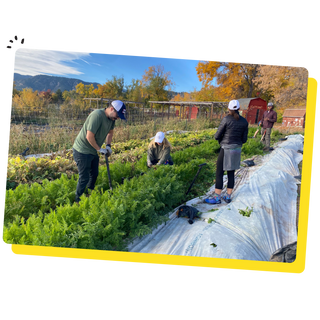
[{"x1": 73, "y1": 100, "x2": 126, "y2": 203}]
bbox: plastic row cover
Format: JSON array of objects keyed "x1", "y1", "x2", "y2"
[{"x1": 128, "y1": 135, "x2": 303, "y2": 261}]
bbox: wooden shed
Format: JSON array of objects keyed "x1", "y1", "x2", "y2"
[
  {"x1": 237, "y1": 98, "x2": 267, "y2": 124},
  {"x1": 282, "y1": 109, "x2": 306, "y2": 128}
]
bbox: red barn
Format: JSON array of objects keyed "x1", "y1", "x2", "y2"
[
  {"x1": 176, "y1": 106, "x2": 198, "y2": 119},
  {"x1": 237, "y1": 98, "x2": 267, "y2": 124},
  {"x1": 282, "y1": 109, "x2": 306, "y2": 128}
]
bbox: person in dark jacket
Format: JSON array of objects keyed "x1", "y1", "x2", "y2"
[
  {"x1": 260, "y1": 102, "x2": 277, "y2": 151},
  {"x1": 205, "y1": 100, "x2": 248, "y2": 204}
]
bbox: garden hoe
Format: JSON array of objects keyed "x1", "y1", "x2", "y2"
[{"x1": 105, "y1": 153, "x2": 113, "y2": 191}]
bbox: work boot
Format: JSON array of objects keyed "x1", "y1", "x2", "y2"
[
  {"x1": 204, "y1": 193, "x2": 221, "y2": 204},
  {"x1": 263, "y1": 146, "x2": 269, "y2": 151}
]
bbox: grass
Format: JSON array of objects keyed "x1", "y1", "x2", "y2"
[{"x1": 8, "y1": 117, "x2": 220, "y2": 156}]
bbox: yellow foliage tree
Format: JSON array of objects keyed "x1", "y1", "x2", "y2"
[
  {"x1": 253, "y1": 65, "x2": 308, "y2": 109},
  {"x1": 76, "y1": 83, "x2": 95, "y2": 98},
  {"x1": 196, "y1": 61, "x2": 259, "y2": 100},
  {"x1": 12, "y1": 88, "x2": 47, "y2": 116}
]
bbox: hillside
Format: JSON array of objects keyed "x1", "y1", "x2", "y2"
[
  {"x1": 13, "y1": 73, "x2": 100, "y2": 92},
  {"x1": 13, "y1": 73, "x2": 185, "y2": 99}
]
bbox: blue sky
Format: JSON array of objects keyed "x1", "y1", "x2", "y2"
[{"x1": 14, "y1": 49, "x2": 206, "y2": 93}]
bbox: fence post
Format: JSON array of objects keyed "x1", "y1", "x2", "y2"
[{"x1": 162, "y1": 105, "x2": 164, "y2": 122}]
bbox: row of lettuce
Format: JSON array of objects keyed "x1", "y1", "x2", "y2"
[
  {"x1": 6, "y1": 129, "x2": 218, "y2": 189},
  {"x1": 4, "y1": 127, "x2": 265, "y2": 251}
]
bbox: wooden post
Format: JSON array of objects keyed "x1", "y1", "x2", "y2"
[
  {"x1": 143, "y1": 103, "x2": 145, "y2": 123},
  {"x1": 162, "y1": 104, "x2": 164, "y2": 122},
  {"x1": 210, "y1": 103, "x2": 214, "y2": 120},
  {"x1": 188, "y1": 104, "x2": 192, "y2": 121},
  {"x1": 168, "y1": 104, "x2": 170, "y2": 120}
]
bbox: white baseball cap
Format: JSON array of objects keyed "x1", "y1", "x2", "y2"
[
  {"x1": 228, "y1": 100, "x2": 240, "y2": 110},
  {"x1": 154, "y1": 132, "x2": 165, "y2": 143},
  {"x1": 111, "y1": 100, "x2": 126, "y2": 120}
]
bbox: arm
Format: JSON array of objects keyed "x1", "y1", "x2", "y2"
[
  {"x1": 214, "y1": 118, "x2": 227, "y2": 143},
  {"x1": 242, "y1": 124, "x2": 249, "y2": 144},
  {"x1": 147, "y1": 147, "x2": 155, "y2": 165},
  {"x1": 86, "y1": 130, "x2": 100, "y2": 151},
  {"x1": 106, "y1": 129, "x2": 114, "y2": 146}
]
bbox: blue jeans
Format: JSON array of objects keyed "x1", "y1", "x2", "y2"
[{"x1": 73, "y1": 148, "x2": 99, "y2": 202}]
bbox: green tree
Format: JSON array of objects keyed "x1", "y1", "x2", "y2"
[
  {"x1": 126, "y1": 79, "x2": 145, "y2": 102},
  {"x1": 55, "y1": 89, "x2": 64, "y2": 103},
  {"x1": 94, "y1": 76, "x2": 126, "y2": 99},
  {"x1": 12, "y1": 81, "x2": 20, "y2": 97},
  {"x1": 140, "y1": 65, "x2": 175, "y2": 105}
]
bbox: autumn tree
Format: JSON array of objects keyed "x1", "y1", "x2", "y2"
[
  {"x1": 38, "y1": 89, "x2": 52, "y2": 105},
  {"x1": 76, "y1": 83, "x2": 95, "y2": 98},
  {"x1": 140, "y1": 65, "x2": 174, "y2": 106},
  {"x1": 12, "y1": 88, "x2": 47, "y2": 115},
  {"x1": 196, "y1": 61, "x2": 259, "y2": 100},
  {"x1": 51, "y1": 89, "x2": 64, "y2": 103},
  {"x1": 94, "y1": 76, "x2": 126, "y2": 100},
  {"x1": 253, "y1": 65, "x2": 308, "y2": 109}
]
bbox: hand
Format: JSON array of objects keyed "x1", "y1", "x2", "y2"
[
  {"x1": 105, "y1": 146, "x2": 112, "y2": 156},
  {"x1": 99, "y1": 146, "x2": 112, "y2": 157}
]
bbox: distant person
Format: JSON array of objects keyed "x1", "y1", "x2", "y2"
[
  {"x1": 205, "y1": 100, "x2": 248, "y2": 204},
  {"x1": 147, "y1": 132, "x2": 173, "y2": 167},
  {"x1": 260, "y1": 102, "x2": 277, "y2": 151},
  {"x1": 72, "y1": 100, "x2": 126, "y2": 203},
  {"x1": 253, "y1": 120, "x2": 261, "y2": 138}
]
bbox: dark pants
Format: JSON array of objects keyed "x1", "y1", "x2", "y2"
[
  {"x1": 73, "y1": 148, "x2": 99, "y2": 202},
  {"x1": 215, "y1": 148, "x2": 235, "y2": 190},
  {"x1": 150, "y1": 159, "x2": 173, "y2": 166}
]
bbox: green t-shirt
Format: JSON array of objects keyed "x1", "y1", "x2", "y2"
[{"x1": 73, "y1": 108, "x2": 115, "y2": 155}]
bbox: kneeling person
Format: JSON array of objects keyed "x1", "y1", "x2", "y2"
[{"x1": 147, "y1": 132, "x2": 173, "y2": 167}]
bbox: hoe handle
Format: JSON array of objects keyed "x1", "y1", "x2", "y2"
[{"x1": 186, "y1": 163, "x2": 207, "y2": 195}]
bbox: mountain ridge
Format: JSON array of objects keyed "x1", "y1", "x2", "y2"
[{"x1": 13, "y1": 73, "x2": 186, "y2": 99}]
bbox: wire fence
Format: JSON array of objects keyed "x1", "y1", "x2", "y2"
[{"x1": 10, "y1": 100, "x2": 226, "y2": 128}]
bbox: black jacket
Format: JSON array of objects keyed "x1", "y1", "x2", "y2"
[{"x1": 214, "y1": 113, "x2": 248, "y2": 146}]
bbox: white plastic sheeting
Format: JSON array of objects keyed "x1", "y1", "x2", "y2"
[{"x1": 128, "y1": 135, "x2": 304, "y2": 261}]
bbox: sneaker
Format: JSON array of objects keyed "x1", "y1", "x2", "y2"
[
  {"x1": 222, "y1": 194, "x2": 232, "y2": 203},
  {"x1": 204, "y1": 194, "x2": 221, "y2": 204}
]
